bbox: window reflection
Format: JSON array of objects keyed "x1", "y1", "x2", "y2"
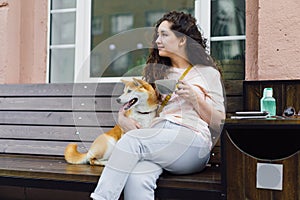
[
  {"x1": 211, "y1": 0, "x2": 245, "y2": 80},
  {"x1": 51, "y1": 12, "x2": 76, "y2": 45},
  {"x1": 50, "y1": 48, "x2": 75, "y2": 83},
  {"x1": 146, "y1": 11, "x2": 167, "y2": 26},
  {"x1": 211, "y1": 0, "x2": 245, "y2": 37},
  {"x1": 51, "y1": 0, "x2": 76, "y2": 10},
  {"x1": 90, "y1": 0, "x2": 194, "y2": 78},
  {"x1": 111, "y1": 14, "x2": 134, "y2": 34}
]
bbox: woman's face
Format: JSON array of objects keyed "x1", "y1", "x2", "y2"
[{"x1": 155, "y1": 20, "x2": 183, "y2": 59}]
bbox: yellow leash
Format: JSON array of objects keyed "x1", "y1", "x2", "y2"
[{"x1": 156, "y1": 65, "x2": 193, "y2": 115}]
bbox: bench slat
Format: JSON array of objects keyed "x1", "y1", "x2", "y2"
[
  {"x1": 0, "y1": 83, "x2": 124, "y2": 97},
  {"x1": 0, "y1": 125, "x2": 110, "y2": 142},
  {"x1": 158, "y1": 167, "x2": 221, "y2": 190},
  {"x1": 0, "y1": 140, "x2": 92, "y2": 156},
  {"x1": 0, "y1": 154, "x2": 102, "y2": 183},
  {"x1": 0, "y1": 111, "x2": 117, "y2": 127},
  {"x1": 0, "y1": 138, "x2": 220, "y2": 165},
  {"x1": 0, "y1": 80, "x2": 240, "y2": 97},
  {"x1": 0, "y1": 97, "x2": 120, "y2": 111}
]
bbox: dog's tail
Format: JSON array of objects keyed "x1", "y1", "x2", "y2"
[{"x1": 64, "y1": 143, "x2": 88, "y2": 164}]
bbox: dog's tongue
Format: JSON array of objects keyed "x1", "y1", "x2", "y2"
[{"x1": 122, "y1": 102, "x2": 130, "y2": 110}]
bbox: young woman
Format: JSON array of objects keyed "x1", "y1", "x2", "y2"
[{"x1": 91, "y1": 11, "x2": 225, "y2": 200}]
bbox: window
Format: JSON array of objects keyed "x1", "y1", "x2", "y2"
[{"x1": 48, "y1": 0, "x2": 245, "y2": 83}]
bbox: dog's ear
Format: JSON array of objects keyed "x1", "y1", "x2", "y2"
[
  {"x1": 133, "y1": 78, "x2": 153, "y2": 90},
  {"x1": 120, "y1": 79, "x2": 129, "y2": 85},
  {"x1": 132, "y1": 78, "x2": 141, "y2": 87},
  {"x1": 132, "y1": 78, "x2": 143, "y2": 87}
]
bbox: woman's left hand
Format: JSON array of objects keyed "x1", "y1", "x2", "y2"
[
  {"x1": 118, "y1": 108, "x2": 141, "y2": 132},
  {"x1": 175, "y1": 80, "x2": 199, "y2": 103}
]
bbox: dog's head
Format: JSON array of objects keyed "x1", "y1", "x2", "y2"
[{"x1": 116, "y1": 78, "x2": 158, "y2": 111}]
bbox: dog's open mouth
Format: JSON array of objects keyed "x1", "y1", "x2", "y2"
[{"x1": 123, "y1": 98, "x2": 138, "y2": 110}]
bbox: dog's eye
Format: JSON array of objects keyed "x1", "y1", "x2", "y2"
[{"x1": 127, "y1": 89, "x2": 132, "y2": 93}]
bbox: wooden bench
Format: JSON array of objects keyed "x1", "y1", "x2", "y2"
[{"x1": 0, "y1": 80, "x2": 243, "y2": 200}]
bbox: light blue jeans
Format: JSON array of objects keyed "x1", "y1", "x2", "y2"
[{"x1": 90, "y1": 120, "x2": 211, "y2": 200}]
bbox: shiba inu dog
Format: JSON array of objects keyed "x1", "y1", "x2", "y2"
[{"x1": 64, "y1": 78, "x2": 158, "y2": 165}]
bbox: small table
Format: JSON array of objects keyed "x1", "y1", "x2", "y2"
[{"x1": 222, "y1": 118, "x2": 300, "y2": 200}]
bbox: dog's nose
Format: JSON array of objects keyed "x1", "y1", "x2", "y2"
[{"x1": 116, "y1": 98, "x2": 121, "y2": 104}]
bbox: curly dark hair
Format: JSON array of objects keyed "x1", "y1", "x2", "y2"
[{"x1": 143, "y1": 11, "x2": 217, "y2": 84}]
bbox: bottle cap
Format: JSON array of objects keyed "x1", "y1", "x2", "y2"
[{"x1": 263, "y1": 88, "x2": 273, "y2": 97}]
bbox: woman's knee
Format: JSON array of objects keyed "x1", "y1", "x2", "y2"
[
  {"x1": 127, "y1": 162, "x2": 162, "y2": 187},
  {"x1": 124, "y1": 162, "x2": 162, "y2": 199},
  {"x1": 127, "y1": 173, "x2": 154, "y2": 190},
  {"x1": 124, "y1": 171, "x2": 161, "y2": 200}
]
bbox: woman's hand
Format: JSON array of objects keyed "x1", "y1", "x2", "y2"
[
  {"x1": 176, "y1": 80, "x2": 213, "y2": 123},
  {"x1": 175, "y1": 80, "x2": 225, "y2": 126},
  {"x1": 175, "y1": 80, "x2": 201, "y2": 103},
  {"x1": 118, "y1": 108, "x2": 141, "y2": 132}
]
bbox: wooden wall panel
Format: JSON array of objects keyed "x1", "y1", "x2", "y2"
[{"x1": 286, "y1": 84, "x2": 300, "y2": 112}]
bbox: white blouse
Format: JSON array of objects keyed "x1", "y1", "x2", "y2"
[{"x1": 152, "y1": 65, "x2": 225, "y2": 147}]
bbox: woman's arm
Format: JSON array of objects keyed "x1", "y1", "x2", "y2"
[{"x1": 175, "y1": 80, "x2": 225, "y2": 125}]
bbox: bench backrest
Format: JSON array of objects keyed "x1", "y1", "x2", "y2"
[{"x1": 0, "y1": 80, "x2": 242, "y2": 166}]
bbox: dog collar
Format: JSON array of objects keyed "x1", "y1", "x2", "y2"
[{"x1": 137, "y1": 109, "x2": 157, "y2": 115}]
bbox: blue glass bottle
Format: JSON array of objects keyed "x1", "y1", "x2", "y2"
[{"x1": 260, "y1": 88, "x2": 276, "y2": 117}]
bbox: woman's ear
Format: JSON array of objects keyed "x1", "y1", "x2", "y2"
[{"x1": 178, "y1": 36, "x2": 187, "y2": 47}]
